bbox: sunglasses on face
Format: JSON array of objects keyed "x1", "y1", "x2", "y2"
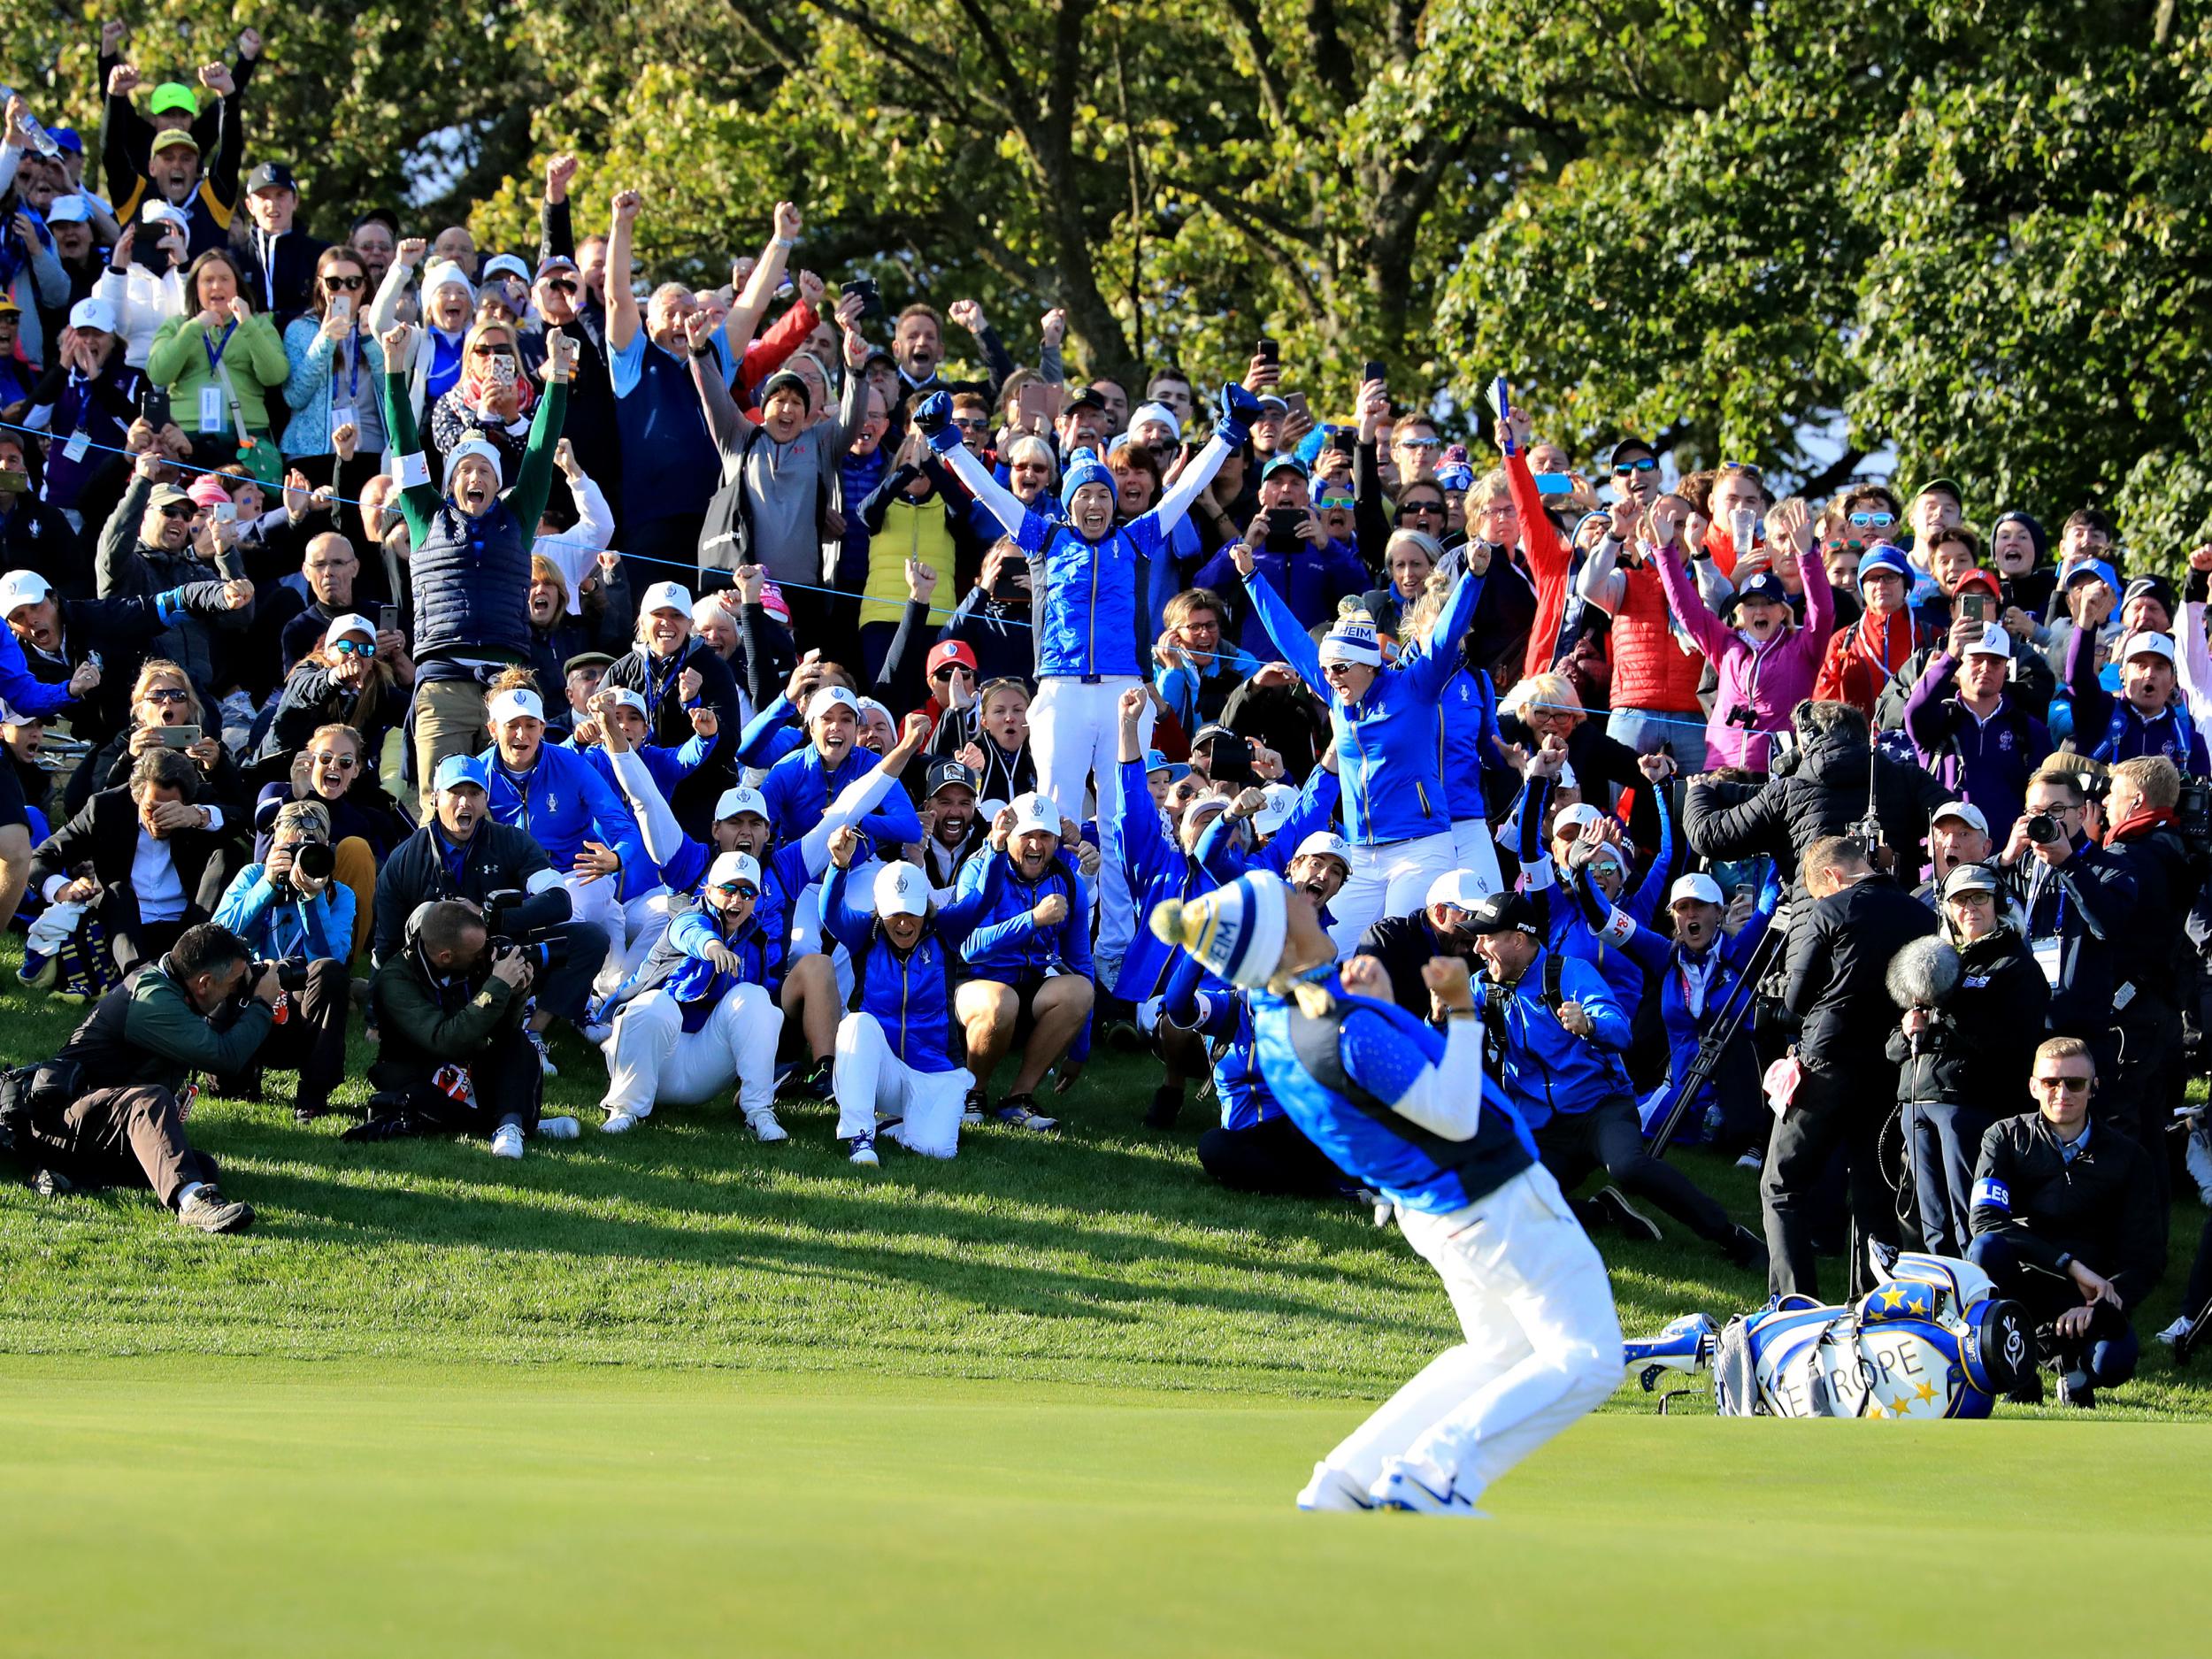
[
  {"x1": 2034, "y1": 1074, "x2": 2091, "y2": 1093},
  {"x1": 332, "y1": 638, "x2": 373, "y2": 657},
  {"x1": 1395, "y1": 503, "x2": 1442, "y2": 520},
  {"x1": 472, "y1": 344, "x2": 517, "y2": 358},
  {"x1": 541, "y1": 276, "x2": 578, "y2": 296},
  {"x1": 950, "y1": 416, "x2": 988, "y2": 432},
  {"x1": 1613, "y1": 457, "x2": 1658, "y2": 475},
  {"x1": 1394, "y1": 436, "x2": 1441, "y2": 450},
  {"x1": 932, "y1": 664, "x2": 975, "y2": 682},
  {"x1": 1848, "y1": 511, "x2": 1896, "y2": 528},
  {"x1": 323, "y1": 273, "x2": 365, "y2": 291},
  {"x1": 713, "y1": 881, "x2": 758, "y2": 899},
  {"x1": 146, "y1": 686, "x2": 190, "y2": 703},
  {"x1": 158, "y1": 503, "x2": 196, "y2": 521},
  {"x1": 310, "y1": 750, "x2": 358, "y2": 770},
  {"x1": 1321, "y1": 660, "x2": 1360, "y2": 676}
]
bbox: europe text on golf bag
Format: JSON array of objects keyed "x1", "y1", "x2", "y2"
[{"x1": 1623, "y1": 1253, "x2": 2036, "y2": 1418}]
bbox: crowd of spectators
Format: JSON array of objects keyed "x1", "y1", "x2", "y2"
[{"x1": 0, "y1": 24, "x2": 2202, "y2": 1409}]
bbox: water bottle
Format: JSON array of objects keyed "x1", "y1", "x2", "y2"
[{"x1": 0, "y1": 88, "x2": 63, "y2": 160}]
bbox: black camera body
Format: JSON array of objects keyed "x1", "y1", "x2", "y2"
[
  {"x1": 2177, "y1": 777, "x2": 2212, "y2": 852},
  {"x1": 250, "y1": 959, "x2": 313, "y2": 995},
  {"x1": 2025, "y1": 811, "x2": 2063, "y2": 846},
  {"x1": 273, "y1": 840, "x2": 335, "y2": 899},
  {"x1": 1724, "y1": 704, "x2": 1762, "y2": 730},
  {"x1": 480, "y1": 888, "x2": 571, "y2": 972}
]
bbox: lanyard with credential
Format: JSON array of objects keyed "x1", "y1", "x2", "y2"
[{"x1": 203, "y1": 319, "x2": 238, "y2": 378}]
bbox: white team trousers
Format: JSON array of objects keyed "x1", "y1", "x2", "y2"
[
  {"x1": 1448, "y1": 818, "x2": 1505, "y2": 902},
  {"x1": 1033, "y1": 675, "x2": 1150, "y2": 983},
  {"x1": 1317, "y1": 1164, "x2": 1620, "y2": 1507},
  {"x1": 599, "y1": 983, "x2": 783, "y2": 1119},
  {"x1": 832, "y1": 1011, "x2": 972, "y2": 1157},
  {"x1": 1325, "y1": 830, "x2": 1458, "y2": 955}
]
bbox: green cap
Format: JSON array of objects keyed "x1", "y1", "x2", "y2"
[
  {"x1": 149, "y1": 82, "x2": 200, "y2": 119},
  {"x1": 1911, "y1": 476, "x2": 1964, "y2": 507}
]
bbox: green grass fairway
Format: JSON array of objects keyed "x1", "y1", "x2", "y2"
[
  {"x1": 6, "y1": 943, "x2": 2212, "y2": 1652},
  {"x1": 6, "y1": 1357, "x2": 2212, "y2": 1659}
]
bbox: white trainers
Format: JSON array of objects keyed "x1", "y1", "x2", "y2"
[
  {"x1": 845, "y1": 1133, "x2": 879, "y2": 1168},
  {"x1": 524, "y1": 1024, "x2": 558, "y2": 1078},
  {"x1": 1370, "y1": 1460, "x2": 1486, "y2": 1517},
  {"x1": 601, "y1": 1110, "x2": 639, "y2": 1135},
  {"x1": 1294, "y1": 1462, "x2": 1371, "y2": 1512},
  {"x1": 538, "y1": 1116, "x2": 580, "y2": 1141},
  {"x1": 488, "y1": 1125, "x2": 525, "y2": 1160},
  {"x1": 2155, "y1": 1316, "x2": 2193, "y2": 1348},
  {"x1": 748, "y1": 1110, "x2": 789, "y2": 1144}
]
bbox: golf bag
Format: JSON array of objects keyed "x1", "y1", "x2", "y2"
[{"x1": 1623, "y1": 1252, "x2": 2035, "y2": 1418}]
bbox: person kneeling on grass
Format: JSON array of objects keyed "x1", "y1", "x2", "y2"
[
  {"x1": 365, "y1": 897, "x2": 579, "y2": 1160},
  {"x1": 595, "y1": 849, "x2": 787, "y2": 1141},
  {"x1": 4, "y1": 921, "x2": 282, "y2": 1232},
  {"x1": 953, "y1": 791, "x2": 1095, "y2": 1132},
  {"x1": 821, "y1": 826, "x2": 1002, "y2": 1165}
]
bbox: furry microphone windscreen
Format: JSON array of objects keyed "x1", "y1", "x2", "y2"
[{"x1": 1886, "y1": 934, "x2": 1962, "y2": 1010}]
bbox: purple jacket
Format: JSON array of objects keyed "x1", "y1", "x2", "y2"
[
  {"x1": 1901, "y1": 651, "x2": 2050, "y2": 831},
  {"x1": 1655, "y1": 542, "x2": 1835, "y2": 771}
]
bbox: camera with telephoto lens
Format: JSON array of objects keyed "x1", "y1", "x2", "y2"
[
  {"x1": 2026, "y1": 812, "x2": 2063, "y2": 846},
  {"x1": 251, "y1": 959, "x2": 312, "y2": 995},
  {"x1": 273, "y1": 840, "x2": 334, "y2": 898},
  {"x1": 2177, "y1": 776, "x2": 2212, "y2": 853},
  {"x1": 480, "y1": 888, "x2": 572, "y2": 972}
]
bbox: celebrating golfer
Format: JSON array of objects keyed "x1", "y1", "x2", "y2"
[{"x1": 1150, "y1": 871, "x2": 1620, "y2": 1515}]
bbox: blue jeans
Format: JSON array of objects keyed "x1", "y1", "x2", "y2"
[
  {"x1": 1966, "y1": 1232, "x2": 2139, "y2": 1386},
  {"x1": 1607, "y1": 707, "x2": 1709, "y2": 773}
]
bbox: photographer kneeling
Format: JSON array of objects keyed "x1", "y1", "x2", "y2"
[
  {"x1": 210, "y1": 800, "x2": 353, "y2": 1120},
  {"x1": 373, "y1": 756, "x2": 611, "y2": 1069},
  {"x1": 366, "y1": 898, "x2": 580, "y2": 1160},
  {"x1": 3, "y1": 924, "x2": 278, "y2": 1233}
]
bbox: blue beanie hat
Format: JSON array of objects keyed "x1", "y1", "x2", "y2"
[{"x1": 1060, "y1": 449, "x2": 1117, "y2": 510}]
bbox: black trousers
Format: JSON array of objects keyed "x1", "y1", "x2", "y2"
[
  {"x1": 1536, "y1": 1095, "x2": 1734, "y2": 1245},
  {"x1": 2113, "y1": 994, "x2": 2183, "y2": 1215},
  {"x1": 1761, "y1": 1064, "x2": 1895, "y2": 1302},
  {"x1": 237, "y1": 956, "x2": 350, "y2": 1114},
  {"x1": 1197, "y1": 1115, "x2": 1349, "y2": 1200},
  {"x1": 26, "y1": 1084, "x2": 218, "y2": 1206}
]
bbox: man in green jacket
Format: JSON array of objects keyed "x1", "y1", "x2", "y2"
[
  {"x1": 367, "y1": 896, "x2": 579, "y2": 1160},
  {"x1": 10, "y1": 923, "x2": 275, "y2": 1232}
]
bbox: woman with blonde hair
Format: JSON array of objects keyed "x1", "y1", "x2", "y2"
[
  {"x1": 67, "y1": 658, "x2": 243, "y2": 818},
  {"x1": 251, "y1": 721, "x2": 412, "y2": 959}
]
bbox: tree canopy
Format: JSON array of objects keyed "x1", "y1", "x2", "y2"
[{"x1": 12, "y1": 0, "x2": 2212, "y2": 553}]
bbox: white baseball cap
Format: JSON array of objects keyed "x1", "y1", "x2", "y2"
[
  {"x1": 805, "y1": 686, "x2": 859, "y2": 725},
  {"x1": 714, "y1": 784, "x2": 771, "y2": 823},
  {"x1": 1181, "y1": 792, "x2": 1233, "y2": 833},
  {"x1": 1932, "y1": 800, "x2": 1988, "y2": 834},
  {"x1": 486, "y1": 687, "x2": 545, "y2": 725},
  {"x1": 1292, "y1": 830, "x2": 1350, "y2": 867},
  {"x1": 0, "y1": 569, "x2": 53, "y2": 615},
  {"x1": 2123, "y1": 630, "x2": 2177, "y2": 664},
  {"x1": 322, "y1": 611, "x2": 377, "y2": 646},
  {"x1": 1554, "y1": 802, "x2": 1604, "y2": 836},
  {"x1": 1009, "y1": 791, "x2": 1060, "y2": 837},
  {"x1": 45, "y1": 195, "x2": 91, "y2": 226},
  {"x1": 641, "y1": 580, "x2": 693, "y2": 616},
  {"x1": 1670, "y1": 872, "x2": 1725, "y2": 907},
  {"x1": 604, "y1": 686, "x2": 649, "y2": 718},
  {"x1": 1426, "y1": 867, "x2": 1495, "y2": 911},
  {"x1": 1251, "y1": 782, "x2": 1299, "y2": 838},
  {"x1": 872, "y1": 861, "x2": 931, "y2": 918},
  {"x1": 706, "y1": 850, "x2": 762, "y2": 892},
  {"x1": 68, "y1": 295, "x2": 117, "y2": 334},
  {"x1": 1962, "y1": 623, "x2": 2012, "y2": 658},
  {"x1": 856, "y1": 695, "x2": 890, "y2": 726},
  {"x1": 140, "y1": 201, "x2": 190, "y2": 231}
]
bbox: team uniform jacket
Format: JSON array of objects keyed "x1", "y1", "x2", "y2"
[
  {"x1": 820, "y1": 859, "x2": 1002, "y2": 1074},
  {"x1": 476, "y1": 741, "x2": 647, "y2": 895},
  {"x1": 1245, "y1": 567, "x2": 1482, "y2": 846}
]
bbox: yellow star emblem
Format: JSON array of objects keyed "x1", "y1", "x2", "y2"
[
  {"x1": 1878, "y1": 1285, "x2": 1906, "y2": 1309},
  {"x1": 1915, "y1": 1380, "x2": 1938, "y2": 1404},
  {"x1": 1866, "y1": 1397, "x2": 1886, "y2": 1418}
]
